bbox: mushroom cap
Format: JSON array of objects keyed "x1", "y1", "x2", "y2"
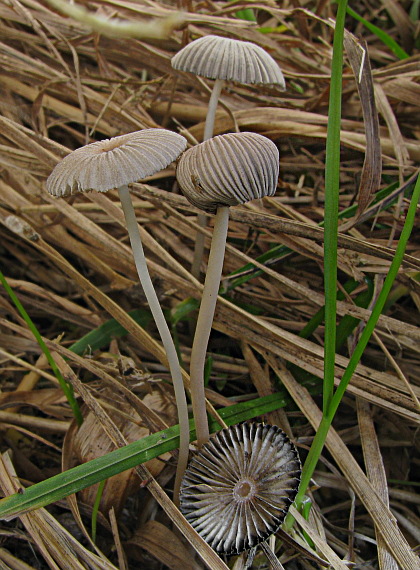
[
  {"x1": 46, "y1": 129, "x2": 187, "y2": 197},
  {"x1": 180, "y1": 422, "x2": 301, "y2": 555},
  {"x1": 176, "y1": 132, "x2": 279, "y2": 213},
  {"x1": 171, "y1": 35, "x2": 285, "y2": 88}
]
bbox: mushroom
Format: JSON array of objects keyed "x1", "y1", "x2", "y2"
[
  {"x1": 46, "y1": 128, "x2": 190, "y2": 502},
  {"x1": 171, "y1": 34, "x2": 285, "y2": 141},
  {"x1": 172, "y1": 34, "x2": 285, "y2": 278},
  {"x1": 176, "y1": 132, "x2": 279, "y2": 446},
  {"x1": 180, "y1": 422, "x2": 301, "y2": 555}
]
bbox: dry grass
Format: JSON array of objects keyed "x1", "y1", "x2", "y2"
[{"x1": 0, "y1": 0, "x2": 419, "y2": 568}]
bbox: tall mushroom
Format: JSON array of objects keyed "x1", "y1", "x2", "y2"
[
  {"x1": 180, "y1": 422, "x2": 301, "y2": 555},
  {"x1": 176, "y1": 132, "x2": 279, "y2": 447},
  {"x1": 172, "y1": 34, "x2": 285, "y2": 278},
  {"x1": 46, "y1": 128, "x2": 190, "y2": 502}
]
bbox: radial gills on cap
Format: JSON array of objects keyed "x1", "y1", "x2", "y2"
[
  {"x1": 172, "y1": 35, "x2": 285, "y2": 88},
  {"x1": 176, "y1": 132, "x2": 279, "y2": 213},
  {"x1": 46, "y1": 129, "x2": 187, "y2": 197},
  {"x1": 180, "y1": 422, "x2": 301, "y2": 555}
]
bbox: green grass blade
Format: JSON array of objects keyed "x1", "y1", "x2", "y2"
[
  {"x1": 334, "y1": 281, "x2": 373, "y2": 349},
  {"x1": 299, "y1": 278, "x2": 360, "y2": 340},
  {"x1": 328, "y1": 174, "x2": 420, "y2": 417},
  {"x1": 346, "y1": 5, "x2": 409, "y2": 59},
  {"x1": 322, "y1": 0, "x2": 348, "y2": 414},
  {"x1": 409, "y1": 0, "x2": 419, "y2": 22},
  {"x1": 91, "y1": 479, "x2": 105, "y2": 542},
  {"x1": 289, "y1": 278, "x2": 373, "y2": 392},
  {"x1": 288, "y1": 171, "x2": 420, "y2": 527},
  {"x1": 69, "y1": 309, "x2": 151, "y2": 355},
  {"x1": 169, "y1": 297, "x2": 199, "y2": 327},
  {"x1": 0, "y1": 269, "x2": 82, "y2": 426},
  {"x1": 0, "y1": 392, "x2": 289, "y2": 520},
  {"x1": 283, "y1": 0, "x2": 348, "y2": 530},
  {"x1": 258, "y1": 25, "x2": 288, "y2": 34},
  {"x1": 235, "y1": 8, "x2": 256, "y2": 21}
]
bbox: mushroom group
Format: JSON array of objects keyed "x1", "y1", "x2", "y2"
[
  {"x1": 45, "y1": 35, "x2": 299, "y2": 561},
  {"x1": 172, "y1": 34, "x2": 285, "y2": 278}
]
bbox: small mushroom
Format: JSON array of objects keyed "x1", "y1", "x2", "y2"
[
  {"x1": 172, "y1": 35, "x2": 285, "y2": 141},
  {"x1": 46, "y1": 129, "x2": 190, "y2": 502},
  {"x1": 172, "y1": 35, "x2": 285, "y2": 278},
  {"x1": 176, "y1": 132, "x2": 279, "y2": 446},
  {"x1": 180, "y1": 422, "x2": 301, "y2": 555}
]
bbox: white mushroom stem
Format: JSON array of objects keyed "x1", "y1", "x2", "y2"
[
  {"x1": 190, "y1": 214, "x2": 206, "y2": 279},
  {"x1": 203, "y1": 78, "x2": 225, "y2": 141},
  {"x1": 118, "y1": 184, "x2": 190, "y2": 503},
  {"x1": 189, "y1": 205, "x2": 230, "y2": 447},
  {"x1": 191, "y1": 79, "x2": 225, "y2": 280}
]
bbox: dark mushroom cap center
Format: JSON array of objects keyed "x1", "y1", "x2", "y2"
[{"x1": 233, "y1": 478, "x2": 257, "y2": 502}]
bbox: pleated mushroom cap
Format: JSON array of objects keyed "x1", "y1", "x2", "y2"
[
  {"x1": 46, "y1": 129, "x2": 187, "y2": 197},
  {"x1": 176, "y1": 132, "x2": 279, "y2": 213},
  {"x1": 172, "y1": 35, "x2": 285, "y2": 88},
  {"x1": 180, "y1": 422, "x2": 301, "y2": 555}
]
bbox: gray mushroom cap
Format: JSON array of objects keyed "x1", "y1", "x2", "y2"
[
  {"x1": 46, "y1": 129, "x2": 187, "y2": 197},
  {"x1": 176, "y1": 132, "x2": 279, "y2": 213},
  {"x1": 180, "y1": 422, "x2": 301, "y2": 555},
  {"x1": 171, "y1": 35, "x2": 285, "y2": 88}
]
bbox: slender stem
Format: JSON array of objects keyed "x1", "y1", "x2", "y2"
[
  {"x1": 191, "y1": 79, "x2": 225, "y2": 280},
  {"x1": 322, "y1": 0, "x2": 347, "y2": 414},
  {"x1": 118, "y1": 185, "x2": 189, "y2": 503},
  {"x1": 203, "y1": 78, "x2": 225, "y2": 141},
  {"x1": 190, "y1": 213, "x2": 206, "y2": 280},
  {"x1": 190, "y1": 206, "x2": 230, "y2": 447}
]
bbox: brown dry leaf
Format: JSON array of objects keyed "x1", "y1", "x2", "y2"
[
  {"x1": 380, "y1": 75, "x2": 420, "y2": 107},
  {"x1": 0, "y1": 408, "x2": 70, "y2": 434},
  {"x1": 241, "y1": 341, "x2": 291, "y2": 432},
  {"x1": 211, "y1": 301, "x2": 420, "y2": 423},
  {"x1": 0, "y1": 546, "x2": 38, "y2": 569},
  {"x1": 126, "y1": 520, "x2": 199, "y2": 570},
  {"x1": 64, "y1": 387, "x2": 176, "y2": 516},
  {"x1": 379, "y1": 0, "x2": 416, "y2": 50},
  {"x1": 135, "y1": 183, "x2": 420, "y2": 269},
  {"x1": 343, "y1": 31, "x2": 381, "y2": 223},
  {"x1": 4, "y1": 278, "x2": 102, "y2": 328},
  {"x1": 357, "y1": 399, "x2": 399, "y2": 570},
  {"x1": 374, "y1": 83, "x2": 411, "y2": 179},
  {"x1": 0, "y1": 387, "x2": 65, "y2": 411}
]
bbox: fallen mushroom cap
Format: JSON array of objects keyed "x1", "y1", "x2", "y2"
[
  {"x1": 172, "y1": 35, "x2": 285, "y2": 87},
  {"x1": 46, "y1": 129, "x2": 187, "y2": 197},
  {"x1": 176, "y1": 132, "x2": 279, "y2": 213},
  {"x1": 180, "y1": 422, "x2": 301, "y2": 555}
]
